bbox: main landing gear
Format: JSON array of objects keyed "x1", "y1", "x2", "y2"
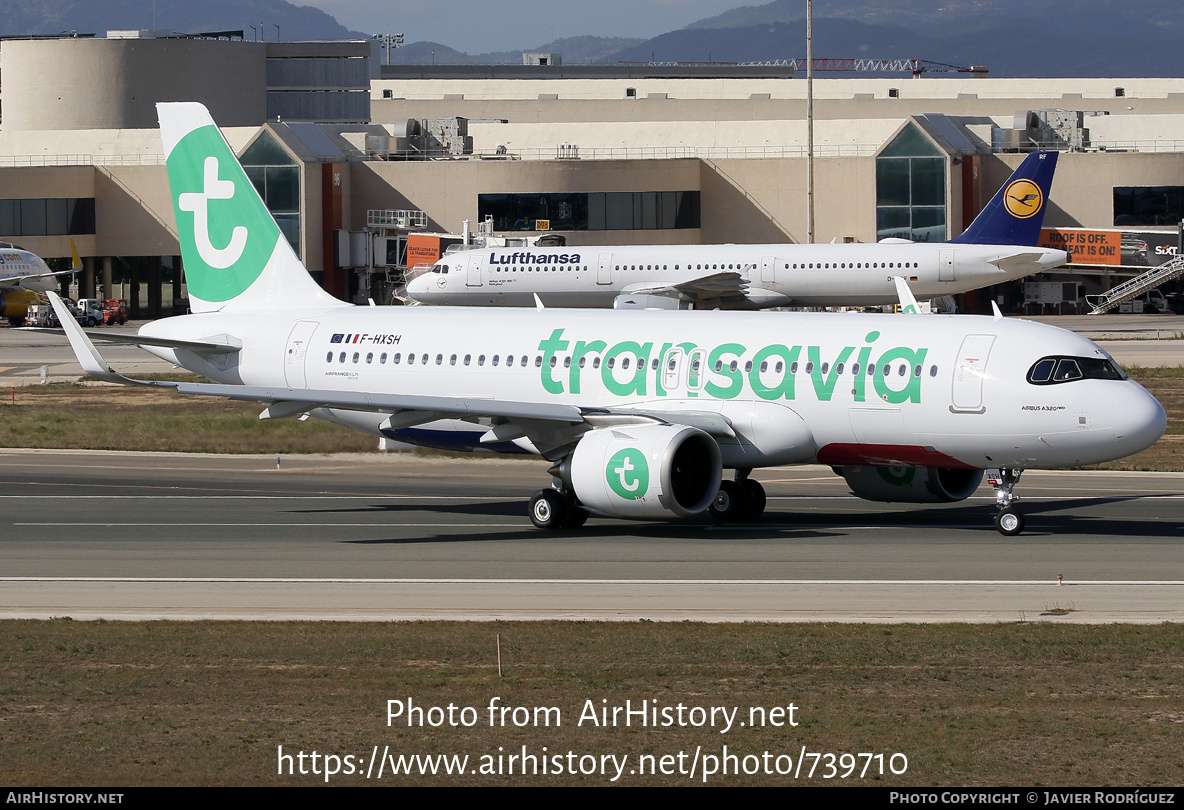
[
  {"x1": 987, "y1": 468, "x2": 1025, "y2": 536},
  {"x1": 709, "y1": 470, "x2": 766, "y2": 522},
  {"x1": 529, "y1": 488, "x2": 589, "y2": 530}
]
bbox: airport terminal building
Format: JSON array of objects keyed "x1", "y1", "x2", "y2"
[{"x1": 2, "y1": 32, "x2": 1183, "y2": 316}]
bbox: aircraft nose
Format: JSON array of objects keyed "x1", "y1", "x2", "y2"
[
  {"x1": 1115, "y1": 382, "x2": 1168, "y2": 457},
  {"x1": 406, "y1": 273, "x2": 431, "y2": 297}
]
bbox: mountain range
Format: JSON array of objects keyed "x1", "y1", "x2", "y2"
[
  {"x1": 393, "y1": 0, "x2": 1184, "y2": 77},
  {"x1": 1, "y1": 0, "x2": 1182, "y2": 77}
]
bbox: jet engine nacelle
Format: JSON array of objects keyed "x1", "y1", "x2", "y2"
[
  {"x1": 0, "y1": 289, "x2": 38, "y2": 324},
  {"x1": 564, "y1": 424, "x2": 722, "y2": 518},
  {"x1": 840, "y1": 465, "x2": 984, "y2": 503}
]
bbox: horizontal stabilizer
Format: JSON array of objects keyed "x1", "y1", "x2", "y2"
[{"x1": 987, "y1": 251, "x2": 1061, "y2": 271}]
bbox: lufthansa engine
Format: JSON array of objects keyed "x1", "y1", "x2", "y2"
[
  {"x1": 561, "y1": 424, "x2": 723, "y2": 518},
  {"x1": 839, "y1": 465, "x2": 984, "y2": 503}
]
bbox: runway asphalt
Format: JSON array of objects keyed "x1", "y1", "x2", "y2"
[{"x1": 2, "y1": 449, "x2": 1181, "y2": 622}]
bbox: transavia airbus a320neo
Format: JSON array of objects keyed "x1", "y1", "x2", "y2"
[
  {"x1": 406, "y1": 152, "x2": 1067, "y2": 310},
  {"x1": 51, "y1": 103, "x2": 1165, "y2": 536}
]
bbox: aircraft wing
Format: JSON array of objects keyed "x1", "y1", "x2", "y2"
[
  {"x1": 0, "y1": 268, "x2": 76, "y2": 286},
  {"x1": 620, "y1": 271, "x2": 748, "y2": 302},
  {"x1": 47, "y1": 290, "x2": 737, "y2": 455},
  {"x1": 173, "y1": 381, "x2": 584, "y2": 423},
  {"x1": 21, "y1": 327, "x2": 242, "y2": 355}
]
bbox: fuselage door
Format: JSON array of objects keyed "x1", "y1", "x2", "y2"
[
  {"x1": 686, "y1": 348, "x2": 707, "y2": 394},
  {"x1": 662, "y1": 347, "x2": 685, "y2": 392},
  {"x1": 950, "y1": 334, "x2": 996, "y2": 413},
  {"x1": 761, "y1": 255, "x2": 776, "y2": 285},
  {"x1": 597, "y1": 253, "x2": 613, "y2": 286},
  {"x1": 284, "y1": 321, "x2": 319, "y2": 388},
  {"x1": 939, "y1": 249, "x2": 956, "y2": 282},
  {"x1": 463, "y1": 256, "x2": 482, "y2": 287}
]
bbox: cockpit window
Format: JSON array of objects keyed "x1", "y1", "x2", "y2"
[
  {"x1": 1029, "y1": 358, "x2": 1055, "y2": 383},
  {"x1": 1027, "y1": 356, "x2": 1127, "y2": 385},
  {"x1": 1053, "y1": 359, "x2": 1082, "y2": 382}
]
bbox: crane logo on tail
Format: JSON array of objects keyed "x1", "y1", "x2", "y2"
[{"x1": 1003, "y1": 178, "x2": 1043, "y2": 219}]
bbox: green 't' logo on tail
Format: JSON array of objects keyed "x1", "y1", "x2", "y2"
[{"x1": 167, "y1": 125, "x2": 278, "y2": 304}]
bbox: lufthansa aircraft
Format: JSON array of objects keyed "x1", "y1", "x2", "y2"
[
  {"x1": 0, "y1": 243, "x2": 76, "y2": 326},
  {"x1": 405, "y1": 152, "x2": 1067, "y2": 310},
  {"x1": 51, "y1": 103, "x2": 1165, "y2": 536}
]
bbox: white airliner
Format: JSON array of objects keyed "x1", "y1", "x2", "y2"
[
  {"x1": 0, "y1": 243, "x2": 77, "y2": 326},
  {"x1": 50, "y1": 103, "x2": 1165, "y2": 537},
  {"x1": 405, "y1": 152, "x2": 1067, "y2": 310}
]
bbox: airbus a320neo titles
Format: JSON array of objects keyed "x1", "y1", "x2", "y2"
[
  {"x1": 50, "y1": 103, "x2": 1165, "y2": 536},
  {"x1": 406, "y1": 151, "x2": 1067, "y2": 311}
]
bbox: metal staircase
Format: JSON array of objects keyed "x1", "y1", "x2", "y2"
[{"x1": 1086, "y1": 255, "x2": 1184, "y2": 314}]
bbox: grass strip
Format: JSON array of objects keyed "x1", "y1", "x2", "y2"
[{"x1": 3, "y1": 620, "x2": 1182, "y2": 786}]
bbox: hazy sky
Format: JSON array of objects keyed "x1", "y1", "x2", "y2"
[{"x1": 304, "y1": 0, "x2": 749, "y2": 53}]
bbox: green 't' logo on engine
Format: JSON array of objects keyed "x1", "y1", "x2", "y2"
[
  {"x1": 876, "y1": 464, "x2": 916, "y2": 486},
  {"x1": 607, "y1": 448, "x2": 649, "y2": 500}
]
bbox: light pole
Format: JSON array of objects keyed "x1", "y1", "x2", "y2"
[{"x1": 806, "y1": 0, "x2": 815, "y2": 245}]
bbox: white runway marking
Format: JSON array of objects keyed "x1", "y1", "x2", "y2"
[{"x1": 4, "y1": 577, "x2": 1183, "y2": 586}]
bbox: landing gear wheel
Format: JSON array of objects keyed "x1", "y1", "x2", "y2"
[
  {"x1": 529, "y1": 489, "x2": 567, "y2": 530},
  {"x1": 994, "y1": 507, "x2": 1025, "y2": 537},
  {"x1": 740, "y1": 479, "x2": 766, "y2": 520},
  {"x1": 710, "y1": 480, "x2": 744, "y2": 521}
]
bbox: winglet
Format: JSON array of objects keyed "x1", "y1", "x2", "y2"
[
  {"x1": 69, "y1": 239, "x2": 82, "y2": 270},
  {"x1": 892, "y1": 276, "x2": 921, "y2": 314},
  {"x1": 47, "y1": 292, "x2": 171, "y2": 388},
  {"x1": 991, "y1": 299, "x2": 1004, "y2": 320},
  {"x1": 533, "y1": 293, "x2": 545, "y2": 310}
]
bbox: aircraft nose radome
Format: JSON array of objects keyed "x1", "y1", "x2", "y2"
[{"x1": 1116, "y1": 383, "x2": 1168, "y2": 457}]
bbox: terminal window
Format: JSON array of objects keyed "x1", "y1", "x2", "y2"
[
  {"x1": 478, "y1": 191, "x2": 700, "y2": 232},
  {"x1": 875, "y1": 124, "x2": 946, "y2": 243},
  {"x1": 0, "y1": 198, "x2": 95, "y2": 237},
  {"x1": 1114, "y1": 186, "x2": 1184, "y2": 227},
  {"x1": 240, "y1": 133, "x2": 301, "y2": 255}
]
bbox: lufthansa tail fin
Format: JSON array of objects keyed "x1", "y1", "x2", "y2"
[
  {"x1": 949, "y1": 151, "x2": 1058, "y2": 247},
  {"x1": 157, "y1": 102, "x2": 340, "y2": 314}
]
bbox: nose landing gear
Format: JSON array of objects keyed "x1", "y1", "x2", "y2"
[{"x1": 987, "y1": 468, "x2": 1024, "y2": 536}]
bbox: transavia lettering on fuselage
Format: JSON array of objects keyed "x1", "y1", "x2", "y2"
[
  {"x1": 533, "y1": 328, "x2": 927, "y2": 404},
  {"x1": 488, "y1": 252, "x2": 583, "y2": 265}
]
